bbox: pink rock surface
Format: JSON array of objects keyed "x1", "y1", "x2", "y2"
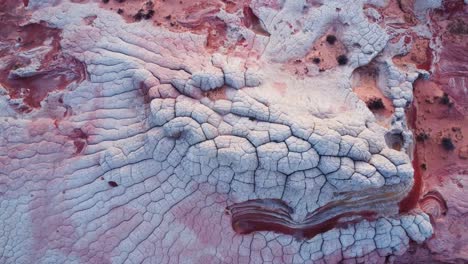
[
  {"x1": 0, "y1": 0, "x2": 466, "y2": 263},
  {"x1": 397, "y1": 2, "x2": 468, "y2": 263}
]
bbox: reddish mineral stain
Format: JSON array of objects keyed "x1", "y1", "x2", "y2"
[
  {"x1": 243, "y1": 6, "x2": 270, "y2": 36},
  {"x1": 228, "y1": 199, "x2": 377, "y2": 239},
  {"x1": 399, "y1": 147, "x2": 422, "y2": 213},
  {"x1": 399, "y1": 98, "x2": 422, "y2": 213},
  {"x1": 393, "y1": 36, "x2": 433, "y2": 71},
  {"x1": 0, "y1": 2, "x2": 86, "y2": 111},
  {"x1": 68, "y1": 128, "x2": 89, "y2": 154},
  {"x1": 98, "y1": 0, "x2": 244, "y2": 52},
  {"x1": 203, "y1": 86, "x2": 228, "y2": 100}
]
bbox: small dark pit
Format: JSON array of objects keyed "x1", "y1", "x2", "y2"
[
  {"x1": 312, "y1": 57, "x2": 321, "y2": 64},
  {"x1": 116, "y1": 0, "x2": 126, "y2": 3},
  {"x1": 108, "y1": 181, "x2": 119, "y2": 187},
  {"x1": 248, "y1": 116, "x2": 256, "y2": 121},
  {"x1": 337, "y1": 55, "x2": 348, "y2": 65},
  {"x1": 416, "y1": 132, "x2": 429, "y2": 142},
  {"x1": 366, "y1": 97, "x2": 385, "y2": 110},
  {"x1": 441, "y1": 137, "x2": 455, "y2": 151},
  {"x1": 117, "y1": 8, "x2": 124, "y2": 14},
  {"x1": 144, "y1": 10, "x2": 155, "y2": 19},
  {"x1": 439, "y1": 92, "x2": 451, "y2": 105},
  {"x1": 134, "y1": 9, "x2": 144, "y2": 21},
  {"x1": 326, "y1": 35, "x2": 337, "y2": 45},
  {"x1": 102, "y1": 0, "x2": 109, "y2": 3}
]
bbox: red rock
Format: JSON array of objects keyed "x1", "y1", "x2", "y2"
[{"x1": 459, "y1": 146, "x2": 468, "y2": 159}]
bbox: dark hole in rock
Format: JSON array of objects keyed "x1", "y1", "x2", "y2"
[
  {"x1": 145, "y1": 10, "x2": 155, "y2": 20},
  {"x1": 385, "y1": 132, "x2": 404, "y2": 151},
  {"x1": 108, "y1": 181, "x2": 118, "y2": 187},
  {"x1": 134, "y1": 9, "x2": 144, "y2": 21},
  {"x1": 312, "y1": 57, "x2": 321, "y2": 64},
  {"x1": 366, "y1": 97, "x2": 385, "y2": 110},
  {"x1": 441, "y1": 137, "x2": 455, "y2": 151},
  {"x1": 439, "y1": 92, "x2": 450, "y2": 105},
  {"x1": 326, "y1": 35, "x2": 337, "y2": 45},
  {"x1": 337, "y1": 55, "x2": 348, "y2": 65},
  {"x1": 416, "y1": 132, "x2": 429, "y2": 142}
]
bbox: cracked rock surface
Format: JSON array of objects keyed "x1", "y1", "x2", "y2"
[{"x1": 0, "y1": 0, "x2": 464, "y2": 263}]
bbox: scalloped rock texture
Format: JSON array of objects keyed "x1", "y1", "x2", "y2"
[{"x1": 0, "y1": 0, "x2": 465, "y2": 264}]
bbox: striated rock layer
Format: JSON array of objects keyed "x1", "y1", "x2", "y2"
[{"x1": 0, "y1": 0, "x2": 465, "y2": 263}]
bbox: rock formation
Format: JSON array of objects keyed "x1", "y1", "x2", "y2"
[{"x1": 0, "y1": 0, "x2": 466, "y2": 263}]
